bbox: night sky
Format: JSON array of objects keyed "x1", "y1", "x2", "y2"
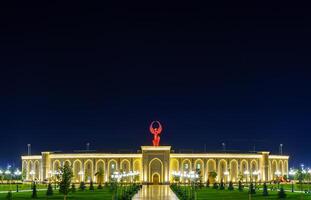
[{"x1": 0, "y1": 2, "x2": 311, "y2": 168}]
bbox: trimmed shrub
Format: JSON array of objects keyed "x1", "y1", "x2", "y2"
[
  {"x1": 263, "y1": 182, "x2": 269, "y2": 196},
  {"x1": 238, "y1": 181, "x2": 243, "y2": 192},
  {"x1": 79, "y1": 181, "x2": 86, "y2": 191},
  {"x1": 31, "y1": 183, "x2": 38, "y2": 199},
  {"x1": 46, "y1": 183, "x2": 53, "y2": 196},
  {"x1": 228, "y1": 181, "x2": 234, "y2": 191},
  {"x1": 71, "y1": 183, "x2": 76, "y2": 193},
  {"x1": 249, "y1": 182, "x2": 256, "y2": 195},
  {"x1": 213, "y1": 182, "x2": 219, "y2": 189},
  {"x1": 89, "y1": 180, "x2": 94, "y2": 191},
  {"x1": 278, "y1": 187, "x2": 287, "y2": 199},
  {"x1": 6, "y1": 191, "x2": 12, "y2": 200}
]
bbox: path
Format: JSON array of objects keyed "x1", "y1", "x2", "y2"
[{"x1": 132, "y1": 185, "x2": 179, "y2": 200}]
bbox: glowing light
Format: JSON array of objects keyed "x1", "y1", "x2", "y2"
[{"x1": 14, "y1": 169, "x2": 21, "y2": 176}]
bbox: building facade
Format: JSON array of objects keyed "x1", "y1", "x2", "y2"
[{"x1": 21, "y1": 146, "x2": 289, "y2": 184}]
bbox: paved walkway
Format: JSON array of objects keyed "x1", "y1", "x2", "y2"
[{"x1": 132, "y1": 185, "x2": 179, "y2": 200}]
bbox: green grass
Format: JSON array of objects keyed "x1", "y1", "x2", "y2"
[
  {"x1": 0, "y1": 183, "x2": 47, "y2": 191},
  {"x1": 256, "y1": 183, "x2": 311, "y2": 192},
  {"x1": 196, "y1": 188, "x2": 311, "y2": 199},
  {"x1": 0, "y1": 188, "x2": 113, "y2": 199}
]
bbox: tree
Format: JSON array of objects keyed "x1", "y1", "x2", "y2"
[
  {"x1": 89, "y1": 180, "x2": 94, "y2": 191},
  {"x1": 79, "y1": 181, "x2": 86, "y2": 191},
  {"x1": 46, "y1": 183, "x2": 53, "y2": 196},
  {"x1": 219, "y1": 179, "x2": 225, "y2": 190},
  {"x1": 278, "y1": 187, "x2": 287, "y2": 199},
  {"x1": 238, "y1": 181, "x2": 243, "y2": 192},
  {"x1": 95, "y1": 167, "x2": 104, "y2": 185},
  {"x1": 228, "y1": 181, "x2": 234, "y2": 191},
  {"x1": 71, "y1": 183, "x2": 76, "y2": 193},
  {"x1": 249, "y1": 182, "x2": 256, "y2": 195},
  {"x1": 98, "y1": 182, "x2": 103, "y2": 189},
  {"x1": 263, "y1": 182, "x2": 269, "y2": 196},
  {"x1": 6, "y1": 191, "x2": 12, "y2": 200},
  {"x1": 59, "y1": 163, "x2": 73, "y2": 200},
  {"x1": 206, "y1": 179, "x2": 210, "y2": 187},
  {"x1": 212, "y1": 182, "x2": 219, "y2": 189},
  {"x1": 31, "y1": 182, "x2": 38, "y2": 199}
]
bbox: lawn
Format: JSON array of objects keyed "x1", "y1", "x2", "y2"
[
  {"x1": 196, "y1": 187, "x2": 311, "y2": 200},
  {"x1": 0, "y1": 188, "x2": 113, "y2": 200},
  {"x1": 0, "y1": 183, "x2": 47, "y2": 191}
]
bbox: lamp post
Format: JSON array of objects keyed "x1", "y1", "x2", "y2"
[
  {"x1": 275, "y1": 170, "x2": 281, "y2": 189},
  {"x1": 5, "y1": 169, "x2": 11, "y2": 190},
  {"x1": 224, "y1": 171, "x2": 229, "y2": 184},
  {"x1": 78, "y1": 171, "x2": 84, "y2": 182},
  {"x1": 14, "y1": 169, "x2": 21, "y2": 192},
  {"x1": 289, "y1": 168, "x2": 295, "y2": 192},
  {"x1": 308, "y1": 169, "x2": 311, "y2": 194},
  {"x1": 244, "y1": 170, "x2": 249, "y2": 184}
]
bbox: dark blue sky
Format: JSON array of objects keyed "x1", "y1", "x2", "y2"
[{"x1": 0, "y1": 2, "x2": 311, "y2": 168}]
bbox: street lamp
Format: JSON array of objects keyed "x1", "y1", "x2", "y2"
[
  {"x1": 308, "y1": 169, "x2": 311, "y2": 193},
  {"x1": 244, "y1": 170, "x2": 249, "y2": 183},
  {"x1": 289, "y1": 168, "x2": 296, "y2": 192},
  {"x1": 275, "y1": 170, "x2": 281, "y2": 189},
  {"x1": 224, "y1": 171, "x2": 229, "y2": 183}
]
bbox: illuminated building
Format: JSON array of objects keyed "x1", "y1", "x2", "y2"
[{"x1": 21, "y1": 122, "x2": 289, "y2": 184}]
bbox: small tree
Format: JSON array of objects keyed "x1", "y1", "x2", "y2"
[
  {"x1": 59, "y1": 163, "x2": 73, "y2": 200},
  {"x1": 238, "y1": 181, "x2": 243, "y2": 192},
  {"x1": 278, "y1": 187, "x2": 286, "y2": 199},
  {"x1": 262, "y1": 182, "x2": 269, "y2": 196},
  {"x1": 212, "y1": 182, "x2": 219, "y2": 189},
  {"x1": 219, "y1": 179, "x2": 225, "y2": 190},
  {"x1": 97, "y1": 182, "x2": 103, "y2": 189},
  {"x1": 206, "y1": 179, "x2": 210, "y2": 187},
  {"x1": 89, "y1": 180, "x2": 94, "y2": 191},
  {"x1": 31, "y1": 183, "x2": 38, "y2": 199},
  {"x1": 228, "y1": 181, "x2": 234, "y2": 191},
  {"x1": 249, "y1": 182, "x2": 256, "y2": 195},
  {"x1": 95, "y1": 167, "x2": 104, "y2": 186},
  {"x1": 6, "y1": 191, "x2": 12, "y2": 200},
  {"x1": 79, "y1": 181, "x2": 86, "y2": 191},
  {"x1": 71, "y1": 183, "x2": 76, "y2": 193},
  {"x1": 46, "y1": 183, "x2": 53, "y2": 196}
]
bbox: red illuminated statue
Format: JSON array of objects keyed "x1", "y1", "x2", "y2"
[{"x1": 149, "y1": 121, "x2": 162, "y2": 146}]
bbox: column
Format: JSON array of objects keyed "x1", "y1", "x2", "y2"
[
  {"x1": 260, "y1": 152, "x2": 269, "y2": 182},
  {"x1": 41, "y1": 152, "x2": 51, "y2": 181}
]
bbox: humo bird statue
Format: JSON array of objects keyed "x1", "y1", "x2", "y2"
[{"x1": 149, "y1": 121, "x2": 162, "y2": 146}]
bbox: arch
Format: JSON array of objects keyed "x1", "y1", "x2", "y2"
[
  {"x1": 279, "y1": 160, "x2": 284, "y2": 176},
  {"x1": 218, "y1": 159, "x2": 228, "y2": 181},
  {"x1": 133, "y1": 159, "x2": 141, "y2": 182},
  {"x1": 194, "y1": 159, "x2": 204, "y2": 178},
  {"x1": 84, "y1": 159, "x2": 94, "y2": 182},
  {"x1": 229, "y1": 159, "x2": 238, "y2": 182},
  {"x1": 240, "y1": 159, "x2": 249, "y2": 182},
  {"x1": 271, "y1": 160, "x2": 278, "y2": 180},
  {"x1": 22, "y1": 160, "x2": 28, "y2": 180},
  {"x1": 34, "y1": 160, "x2": 40, "y2": 180},
  {"x1": 181, "y1": 159, "x2": 192, "y2": 173},
  {"x1": 95, "y1": 159, "x2": 105, "y2": 184},
  {"x1": 250, "y1": 160, "x2": 259, "y2": 180},
  {"x1": 149, "y1": 158, "x2": 163, "y2": 183},
  {"x1": 108, "y1": 159, "x2": 118, "y2": 180},
  {"x1": 64, "y1": 160, "x2": 71, "y2": 167},
  {"x1": 120, "y1": 159, "x2": 131, "y2": 172},
  {"x1": 27, "y1": 160, "x2": 33, "y2": 180},
  {"x1": 73, "y1": 160, "x2": 82, "y2": 182},
  {"x1": 53, "y1": 160, "x2": 61, "y2": 173},
  {"x1": 170, "y1": 159, "x2": 179, "y2": 172},
  {"x1": 152, "y1": 172, "x2": 161, "y2": 184},
  {"x1": 206, "y1": 159, "x2": 217, "y2": 182}
]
